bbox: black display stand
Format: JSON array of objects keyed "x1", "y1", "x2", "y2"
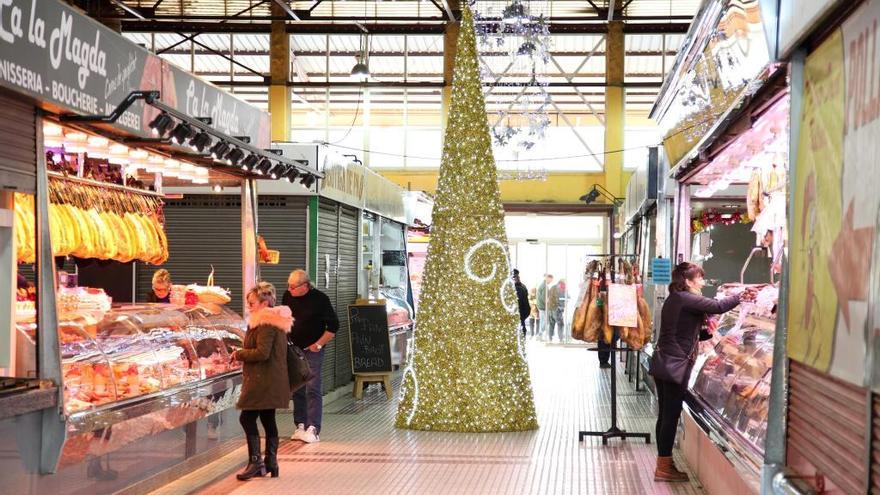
[
  {"x1": 579, "y1": 346, "x2": 652, "y2": 445},
  {"x1": 578, "y1": 217, "x2": 651, "y2": 445}
]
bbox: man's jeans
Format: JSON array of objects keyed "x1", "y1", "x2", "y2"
[{"x1": 293, "y1": 347, "x2": 324, "y2": 434}]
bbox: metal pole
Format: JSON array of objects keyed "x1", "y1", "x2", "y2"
[
  {"x1": 762, "y1": 47, "x2": 804, "y2": 495},
  {"x1": 609, "y1": 206, "x2": 617, "y2": 429},
  {"x1": 35, "y1": 109, "x2": 66, "y2": 474}
]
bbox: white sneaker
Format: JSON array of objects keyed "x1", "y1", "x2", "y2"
[
  {"x1": 291, "y1": 423, "x2": 306, "y2": 441},
  {"x1": 302, "y1": 425, "x2": 320, "y2": 444}
]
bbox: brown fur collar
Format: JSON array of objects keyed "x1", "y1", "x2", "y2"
[{"x1": 248, "y1": 306, "x2": 293, "y2": 333}]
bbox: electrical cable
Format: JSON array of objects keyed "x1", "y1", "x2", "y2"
[
  {"x1": 328, "y1": 84, "x2": 363, "y2": 145},
  {"x1": 320, "y1": 109, "x2": 725, "y2": 163}
]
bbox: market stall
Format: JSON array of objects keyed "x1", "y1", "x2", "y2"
[
  {"x1": 650, "y1": 0, "x2": 788, "y2": 493},
  {"x1": 769, "y1": 0, "x2": 880, "y2": 493},
  {"x1": 0, "y1": 3, "x2": 320, "y2": 492},
  {"x1": 5, "y1": 111, "x2": 318, "y2": 493}
]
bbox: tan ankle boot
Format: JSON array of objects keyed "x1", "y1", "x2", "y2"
[{"x1": 654, "y1": 456, "x2": 689, "y2": 482}]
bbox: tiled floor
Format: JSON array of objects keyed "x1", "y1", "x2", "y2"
[{"x1": 152, "y1": 340, "x2": 704, "y2": 495}]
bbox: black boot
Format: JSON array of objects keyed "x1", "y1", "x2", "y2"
[
  {"x1": 264, "y1": 437, "x2": 279, "y2": 477},
  {"x1": 236, "y1": 435, "x2": 266, "y2": 481}
]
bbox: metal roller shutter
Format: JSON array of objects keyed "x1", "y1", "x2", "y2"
[
  {"x1": 136, "y1": 194, "x2": 309, "y2": 315},
  {"x1": 137, "y1": 196, "x2": 243, "y2": 313},
  {"x1": 334, "y1": 205, "x2": 359, "y2": 388},
  {"x1": 873, "y1": 395, "x2": 880, "y2": 494},
  {"x1": 0, "y1": 89, "x2": 36, "y2": 193},
  {"x1": 317, "y1": 198, "x2": 339, "y2": 392},
  {"x1": 786, "y1": 360, "x2": 869, "y2": 494},
  {"x1": 256, "y1": 195, "x2": 309, "y2": 298}
]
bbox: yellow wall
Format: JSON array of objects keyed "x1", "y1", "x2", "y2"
[{"x1": 380, "y1": 170, "x2": 633, "y2": 204}]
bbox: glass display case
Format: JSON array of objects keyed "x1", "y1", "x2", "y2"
[
  {"x1": 16, "y1": 303, "x2": 245, "y2": 416},
  {"x1": 690, "y1": 309, "x2": 775, "y2": 453},
  {"x1": 381, "y1": 287, "x2": 414, "y2": 330}
]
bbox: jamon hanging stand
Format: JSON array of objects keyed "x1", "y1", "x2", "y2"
[{"x1": 578, "y1": 252, "x2": 651, "y2": 446}]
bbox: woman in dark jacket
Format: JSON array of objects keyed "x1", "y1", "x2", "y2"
[
  {"x1": 231, "y1": 281, "x2": 292, "y2": 480},
  {"x1": 651, "y1": 262, "x2": 740, "y2": 482}
]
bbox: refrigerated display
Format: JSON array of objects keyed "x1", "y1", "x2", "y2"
[
  {"x1": 691, "y1": 308, "x2": 775, "y2": 453},
  {"x1": 15, "y1": 303, "x2": 245, "y2": 416}
]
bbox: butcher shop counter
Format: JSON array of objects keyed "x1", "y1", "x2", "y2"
[
  {"x1": 681, "y1": 308, "x2": 776, "y2": 495},
  {"x1": 0, "y1": 378, "x2": 57, "y2": 420},
  {"x1": 3, "y1": 301, "x2": 249, "y2": 493}
]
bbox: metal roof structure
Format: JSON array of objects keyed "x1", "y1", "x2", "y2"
[{"x1": 81, "y1": 0, "x2": 701, "y2": 169}]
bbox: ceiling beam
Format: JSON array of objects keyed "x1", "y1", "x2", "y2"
[
  {"x1": 153, "y1": 48, "x2": 679, "y2": 57},
  {"x1": 200, "y1": 79, "x2": 664, "y2": 88},
  {"x1": 120, "y1": 20, "x2": 690, "y2": 35},
  {"x1": 438, "y1": 0, "x2": 456, "y2": 21},
  {"x1": 271, "y1": 0, "x2": 301, "y2": 21}
]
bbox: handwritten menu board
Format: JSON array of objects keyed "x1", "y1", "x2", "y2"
[{"x1": 348, "y1": 304, "x2": 393, "y2": 374}]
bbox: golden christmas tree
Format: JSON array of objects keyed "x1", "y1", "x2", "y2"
[{"x1": 395, "y1": 4, "x2": 538, "y2": 432}]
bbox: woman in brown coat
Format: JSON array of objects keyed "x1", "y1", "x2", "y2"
[{"x1": 231, "y1": 281, "x2": 292, "y2": 480}]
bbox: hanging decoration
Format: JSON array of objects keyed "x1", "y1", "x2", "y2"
[
  {"x1": 691, "y1": 209, "x2": 751, "y2": 234},
  {"x1": 472, "y1": 0, "x2": 552, "y2": 153}
]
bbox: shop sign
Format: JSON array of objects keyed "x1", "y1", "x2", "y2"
[
  {"x1": 652, "y1": 0, "x2": 771, "y2": 169},
  {"x1": 161, "y1": 63, "x2": 271, "y2": 148},
  {"x1": 0, "y1": 0, "x2": 269, "y2": 146},
  {"x1": 788, "y1": 0, "x2": 880, "y2": 388},
  {"x1": 364, "y1": 167, "x2": 406, "y2": 223},
  {"x1": 319, "y1": 152, "x2": 366, "y2": 207},
  {"x1": 651, "y1": 257, "x2": 672, "y2": 285}
]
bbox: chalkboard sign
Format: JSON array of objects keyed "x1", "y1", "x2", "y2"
[{"x1": 348, "y1": 304, "x2": 393, "y2": 374}]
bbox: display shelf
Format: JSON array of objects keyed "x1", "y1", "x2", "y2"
[{"x1": 16, "y1": 303, "x2": 245, "y2": 417}]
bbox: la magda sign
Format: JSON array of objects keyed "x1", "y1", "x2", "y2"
[{"x1": 0, "y1": 0, "x2": 270, "y2": 147}]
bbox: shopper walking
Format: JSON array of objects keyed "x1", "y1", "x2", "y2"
[
  {"x1": 283, "y1": 269, "x2": 338, "y2": 444},
  {"x1": 513, "y1": 269, "x2": 530, "y2": 338},
  {"x1": 546, "y1": 279, "x2": 567, "y2": 343},
  {"x1": 554, "y1": 279, "x2": 568, "y2": 342},
  {"x1": 527, "y1": 288, "x2": 538, "y2": 337},
  {"x1": 649, "y1": 262, "x2": 740, "y2": 482},
  {"x1": 536, "y1": 274, "x2": 553, "y2": 340},
  {"x1": 231, "y1": 281, "x2": 292, "y2": 480}
]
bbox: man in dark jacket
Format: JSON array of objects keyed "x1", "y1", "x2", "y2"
[
  {"x1": 513, "y1": 269, "x2": 530, "y2": 338},
  {"x1": 282, "y1": 270, "x2": 339, "y2": 444}
]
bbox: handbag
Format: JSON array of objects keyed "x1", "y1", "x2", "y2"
[
  {"x1": 648, "y1": 336, "x2": 698, "y2": 387},
  {"x1": 287, "y1": 342, "x2": 314, "y2": 392}
]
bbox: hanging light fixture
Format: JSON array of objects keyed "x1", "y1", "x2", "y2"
[
  {"x1": 254, "y1": 158, "x2": 273, "y2": 175},
  {"x1": 188, "y1": 131, "x2": 212, "y2": 153},
  {"x1": 350, "y1": 31, "x2": 370, "y2": 79},
  {"x1": 149, "y1": 112, "x2": 174, "y2": 137},
  {"x1": 240, "y1": 154, "x2": 259, "y2": 171},
  {"x1": 210, "y1": 141, "x2": 231, "y2": 160},
  {"x1": 283, "y1": 166, "x2": 300, "y2": 183},
  {"x1": 170, "y1": 122, "x2": 194, "y2": 145},
  {"x1": 225, "y1": 147, "x2": 245, "y2": 166}
]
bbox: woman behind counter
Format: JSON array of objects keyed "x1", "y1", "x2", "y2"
[
  {"x1": 146, "y1": 269, "x2": 172, "y2": 303},
  {"x1": 230, "y1": 281, "x2": 291, "y2": 480},
  {"x1": 650, "y1": 262, "x2": 740, "y2": 483}
]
